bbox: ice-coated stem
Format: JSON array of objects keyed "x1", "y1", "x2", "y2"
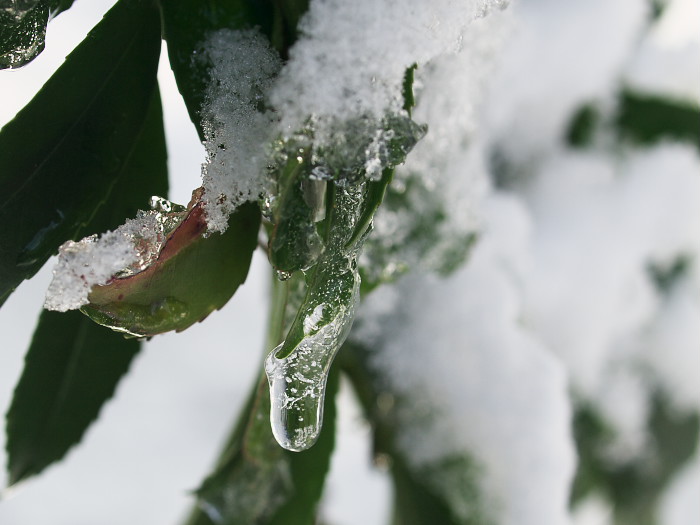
[{"x1": 264, "y1": 276, "x2": 358, "y2": 452}]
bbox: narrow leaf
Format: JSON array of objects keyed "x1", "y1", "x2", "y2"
[
  {"x1": 0, "y1": 0, "x2": 162, "y2": 306},
  {"x1": 5, "y1": 309, "x2": 140, "y2": 485},
  {"x1": 4, "y1": 84, "x2": 168, "y2": 486},
  {"x1": 84, "y1": 87, "x2": 170, "y2": 236}
]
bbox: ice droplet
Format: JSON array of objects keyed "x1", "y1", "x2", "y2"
[{"x1": 264, "y1": 275, "x2": 359, "y2": 452}]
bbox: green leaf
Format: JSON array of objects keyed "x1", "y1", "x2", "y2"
[
  {"x1": 186, "y1": 369, "x2": 339, "y2": 525},
  {"x1": 617, "y1": 90, "x2": 700, "y2": 148},
  {"x1": 84, "y1": 87, "x2": 170, "y2": 236},
  {"x1": 4, "y1": 83, "x2": 167, "y2": 487},
  {"x1": 566, "y1": 104, "x2": 599, "y2": 148},
  {"x1": 81, "y1": 202, "x2": 260, "y2": 337},
  {"x1": 0, "y1": 0, "x2": 162, "y2": 307},
  {"x1": 5, "y1": 309, "x2": 140, "y2": 485}
]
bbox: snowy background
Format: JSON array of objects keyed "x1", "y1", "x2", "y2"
[{"x1": 0, "y1": 0, "x2": 698, "y2": 524}]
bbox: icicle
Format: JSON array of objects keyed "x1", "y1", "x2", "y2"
[{"x1": 265, "y1": 274, "x2": 359, "y2": 452}]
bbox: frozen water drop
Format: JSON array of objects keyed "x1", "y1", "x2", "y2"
[
  {"x1": 276, "y1": 270, "x2": 292, "y2": 281},
  {"x1": 265, "y1": 343, "x2": 329, "y2": 452},
  {"x1": 264, "y1": 276, "x2": 359, "y2": 452}
]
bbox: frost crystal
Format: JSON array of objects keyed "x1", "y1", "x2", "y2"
[
  {"x1": 199, "y1": 29, "x2": 281, "y2": 232},
  {"x1": 44, "y1": 212, "x2": 163, "y2": 312}
]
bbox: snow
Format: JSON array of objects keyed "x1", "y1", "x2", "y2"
[
  {"x1": 625, "y1": 0, "x2": 700, "y2": 105},
  {"x1": 270, "y1": 0, "x2": 508, "y2": 142},
  {"x1": 521, "y1": 145, "x2": 700, "y2": 398},
  {"x1": 659, "y1": 451, "x2": 700, "y2": 525},
  {"x1": 484, "y1": 0, "x2": 648, "y2": 159},
  {"x1": 354, "y1": 194, "x2": 576, "y2": 525},
  {"x1": 640, "y1": 277, "x2": 700, "y2": 412},
  {"x1": 43, "y1": 212, "x2": 162, "y2": 312},
  {"x1": 199, "y1": 29, "x2": 281, "y2": 232}
]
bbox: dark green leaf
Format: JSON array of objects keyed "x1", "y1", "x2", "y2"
[
  {"x1": 4, "y1": 84, "x2": 167, "y2": 486},
  {"x1": 566, "y1": 104, "x2": 599, "y2": 148},
  {"x1": 0, "y1": 0, "x2": 162, "y2": 307},
  {"x1": 81, "y1": 202, "x2": 260, "y2": 337},
  {"x1": 5, "y1": 309, "x2": 140, "y2": 485},
  {"x1": 186, "y1": 368, "x2": 339, "y2": 525},
  {"x1": 617, "y1": 90, "x2": 700, "y2": 148},
  {"x1": 84, "y1": 87, "x2": 170, "y2": 236}
]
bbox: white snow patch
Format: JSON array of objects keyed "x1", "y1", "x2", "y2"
[
  {"x1": 521, "y1": 145, "x2": 700, "y2": 399},
  {"x1": 626, "y1": 0, "x2": 700, "y2": 104},
  {"x1": 271, "y1": 0, "x2": 509, "y2": 143},
  {"x1": 44, "y1": 212, "x2": 161, "y2": 312},
  {"x1": 640, "y1": 278, "x2": 700, "y2": 412},
  {"x1": 199, "y1": 29, "x2": 281, "y2": 232}
]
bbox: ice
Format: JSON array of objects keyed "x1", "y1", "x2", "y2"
[
  {"x1": 44, "y1": 197, "x2": 186, "y2": 312},
  {"x1": 0, "y1": 1, "x2": 48, "y2": 69},
  {"x1": 265, "y1": 185, "x2": 364, "y2": 452},
  {"x1": 265, "y1": 291, "x2": 358, "y2": 452},
  {"x1": 199, "y1": 29, "x2": 281, "y2": 232}
]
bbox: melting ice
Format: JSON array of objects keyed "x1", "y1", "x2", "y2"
[{"x1": 265, "y1": 278, "x2": 359, "y2": 452}]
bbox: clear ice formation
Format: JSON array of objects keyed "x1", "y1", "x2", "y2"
[
  {"x1": 263, "y1": 104, "x2": 425, "y2": 452},
  {"x1": 265, "y1": 183, "x2": 366, "y2": 452},
  {"x1": 264, "y1": 285, "x2": 359, "y2": 452}
]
